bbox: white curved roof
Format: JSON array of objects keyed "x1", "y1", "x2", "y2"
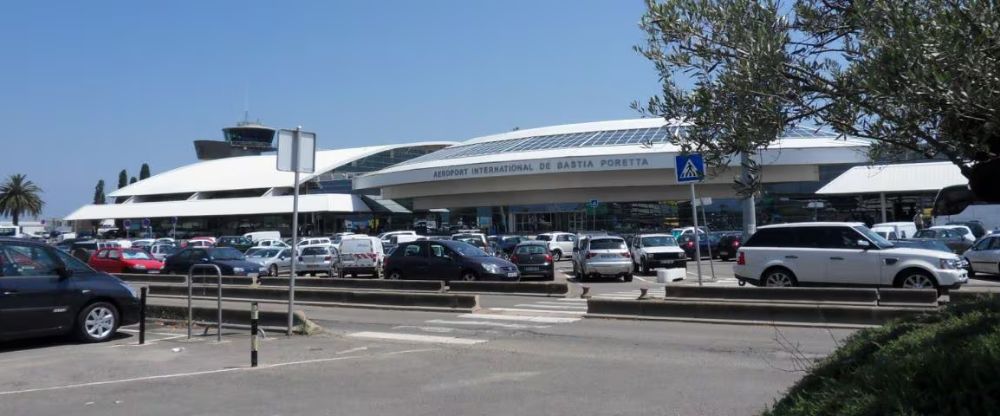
[
  {"x1": 110, "y1": 141, "x2": 455, "y2": 197},
  {"x1": 64, "y1": 194, "x2": 369, "y2": 221},
  {"x1": 355, "y1": 118, "x2": 870, "y2": 189},
  {"x1": 816, "y1": 161, "x2": 966, "y2": 194}
]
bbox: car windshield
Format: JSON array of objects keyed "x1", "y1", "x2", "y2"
[
  {"x1": 948, "y1": 227, "x2": 970, "y2": 236},
  {"x1": 249, "y1": 249, "x2": 280, "y2": 258},
  {"x1": 854, "y1": 226, "x2": 894, "y2": 249},
  {"x1": 535, "y1": 235, "x2": 552, "y2": 241},
  {"x1": 914, "y1": 230, "x2": 938, "y2": 238},
  {"x1": 122, "y1": 250, "x2": 152, "y2": 260},
  {"x1": 210, "y1": 248, "x2": 245, "y2": 260},
  {"x1": 515, "y1": 245, "x2": 546, "y2": 255},
  {"x1": 302, "y1": 247, "x2": 329, "y2": 255},
  {"x1": 452, "y1": 242, "x2": 489, "y2": 257},
  {"x1": 458, "y1": 238, "x2": 486, "y2": 248},
  {"x1": 641, "y1": 236, "x2": 677, "y2": 247},
  {"x1": 590, "y1": 239, "x2": 627, "y2": 250}
]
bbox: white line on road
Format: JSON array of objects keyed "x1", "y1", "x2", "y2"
[
  {"x1": 534, "y1": 301, "x2": 589, "y2": 307},
  {"x1": 487, "y1": 308, "x2": 585, "y2": 315},
  {"x1": 424, "y1": 319, "x2": 550, "y2": 329},
  {"x1": 347, "y1": 331, "x2": 486, "y2": 345},
  {"x1": 0, "y1": 348, "x2": 435, "y2": 396},
  {"x1": 555, "y1": 298, "x2": 588, "y2": 302},
  {"x1": 336, "y1": 346, "x2": 369, "y2": 355},
  {"x1": 456, "y1": 313, "x2": 580, "y2": 324},
  {"x1": 391, "y1": 325, "x2": 455, "y2": 333}
]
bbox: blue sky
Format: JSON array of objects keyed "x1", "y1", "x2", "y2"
[{"x1": 1, "y1": 1, "x2": 661, "y2": 218}]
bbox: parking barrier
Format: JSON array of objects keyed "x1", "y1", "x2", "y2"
[
  {"x1": 638, "y1": 287, "x2": 649, "y2": 300},
  {"x1": 188, "y1": 264, "x2": 223, "y2": 342},
  {"x1": 580, "y1": 286, "x2": 591, "y2": 299},
  {"x1": 139, "y1": 286, "x2": 147, "y2": 345}
]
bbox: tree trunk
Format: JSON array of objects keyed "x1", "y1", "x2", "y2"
[{"x1": 12, "y1": 212, "x2": 18, "y2": 226}]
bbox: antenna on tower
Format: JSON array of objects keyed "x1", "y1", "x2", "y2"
[{"x1": 243, "y1": 85, "x2": 250, "y2": 123}]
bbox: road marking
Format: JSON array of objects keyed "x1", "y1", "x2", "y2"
[
  {"x1": 456, "y1": 313, "x2": 580, "y2": 323},
  {"x1": 425, "y1": 319, "x2": 551, "y2": 329},
  {"x1": 487, "y1": 308, "x2": 585, "y2": 315},
  {"x1": 555, "y1": 298, "x2": 588, "y2": 302},
  {"x1": 391, "y1": 325, "x2": 455, "y2": 333},
  {"x1": 347, "y1": 331, "x2": 486, "y2": 345},
  {"x1": 534, "y1": 301, "x2": 589, "y2": 307},
  {"x1": 336, "y1": 346, "x2": 368, "y2": 355},
  {"x1": 513, "y1": 304, "x2": 587, "y2": 310},
  {"x1": 0, "y1": 349, "x2": 434, "y2": 396},
  {"x1": 634, "y1": 275, "x2": 651, "y2": 282}
]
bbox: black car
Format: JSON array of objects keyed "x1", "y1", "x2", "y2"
[
  {"x1": 163, "y1": 247, "x2": 266, "y2": 276},
  {"x1": 382, "y1": 240, "x2": 520, "y2": 281},
  {"x1": 492, "y1": 235, "x2": 526, "y2": 258},
  {"x1": 216, "y1": 235, "x2": 254, "y2": 252},
  {"x1": 509, "y1": 241, "x2": 555, "y2": 280},
  {"x1": 911, "y1": 228, "x2": 972, "y2": 253},
  {"x1": 715, "y1": 234, "x2": 743, "y2": 261},
  {"x1": 0, "y1": 238, "x2": 140, "y2": 343}
]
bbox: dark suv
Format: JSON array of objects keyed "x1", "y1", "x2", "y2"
[
  {"x1": 0, "y1": 238, "x2": 140, "y2": 343},
  {"x1": 383, "y1": 240, "x2": 520, "y2": 281}
]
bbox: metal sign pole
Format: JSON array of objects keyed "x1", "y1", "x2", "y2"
[
  {"x1": 288, "y1": 127, "x2": 300, "y2": 336},
  {"x1": 690, "y1": 183, "x2": 703, "y2": 286},
  {"x1": 701, "y1": 200, "x2": 716, "y2": 281}
]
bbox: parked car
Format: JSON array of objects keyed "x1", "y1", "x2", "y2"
[
  {"x1": 572, "y1": 236, "x2": 633, "y2": 282},
  {"x1": 893, "y1": 239, "x2": 954, "y2": 253},
  {"x1": 963, "y1": 234, "x2": 1000, "y2": 277},
  {"x1": 216, "y1": 235, "x2": 254, "y2": 252},
  {"x1": 337, "y1": 236, "x2": 385, "y2": 278},
  {"x1": 162, "y1": 247, "x2": 266, "y2": 277},
  {"x1": 930, "y1": 225, "x2": 976, "y2": 243},
  {"x1": 0, "y1": 238, "x2": 140, "y2": 343},
  {"x1": 149, "y1": 243, "x2": 179, "y2": 261},
  {"x1": 130, "y1": 239, "x2": 156, "y2": 250},
  {"x1": 871, "y1": 222, "x2": 919, "y2": 240},
  {"x1": 88, "y1": 248, "x2": 165, "y2": 274},
  {"x1": 243, "y1": 231, "x2": 281, "y2": 243},
  {"x1": 912, "y1": 228, "x2": 972, "y2": 253},
  {"x1": 734, "y1": 222, "x2": 967, "y2": 290},
  {"x1": 452, "y1": 233, "x2": 494, "y2": 256},
  {"x1": 535, "y1": 232, "x2": 577, "y2": 261},
  {"x1": 297, "y1": 245, "x2": 338, "y2": 277},
  {"x1": 246, "y1": 247, "x2": 294, "y2": 276},
  {"x1": 509, "y1": 241, "x2": 555, "y2": 280},
  {"x1": 184, "y1": 239, "x2": 214, "y2": 248},
  {"x1": 715, "y1": 233, "x2": 743, "y2": 261},
  {"x1": 378, "y1": 230, "x2": 417, "y2": 246},
  {"x1": 298, "y1": 237, "x2": 333, "y2": 247},
  {"x1": 383, "y1": 240, "x2": 519, "y2": 281},
  {"x1": 676, "y1": 234, "x2": 713, "y2": 259},
  {"x1": 253, "y1": 239, "x2": 289, "y2": 249},
  {"x1": 70, "y1": 240, "x2": 120, "y2": 262},
  {"x1": 629, "y1": 234, "x2": 687, "y2": 275},
  {"x1": 492, "y1": 235, "x2": 526, "y2": 258},
  {"x1": 948, "y1": 220, "x2": 987, "y2": 240}
]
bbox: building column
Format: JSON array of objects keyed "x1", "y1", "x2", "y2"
[
  {"x1": 507, "y1": 210, "x2": 516, "y2": 233},
  {"x1": 880, "y1": 192, "x2": 888, "y2": 223}
]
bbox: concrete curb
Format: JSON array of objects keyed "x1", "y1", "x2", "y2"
[
  {"x1": 586, "y1": 298, "x2": 936, "y2": 326},
  {"x1": 145, "y1": 284, "x2": 480, "y2": 311},
  {"x1": 584, "y1": 313, "x2": 879, "y2": 329},
  {"x1": 876, "y1": 288, "x2": 939, "y2": 307},
  {"x1": 447, "y1": 281, "x2": 569, "y2": 297},
  {"x1": 116, "y1": 273, "x2": 446, "y2": 292},
  {"x1": 664, "y1": 286, "x2": 879, "y2": 304},
  {"x1": 145, "y1": 303, "x2": 321, "y2": 334}
]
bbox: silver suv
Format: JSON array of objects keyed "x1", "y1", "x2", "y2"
[{"x1": 572, "y1": 236, "x2": 633, "y2": 282}]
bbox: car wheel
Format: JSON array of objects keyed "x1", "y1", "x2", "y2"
[
  {"x1": 623, "y1": 273, "x2": 633, "y2": 283},
  {"x1": 387, "y1": 270, "x2": 403, "y2": 280},
  {"x1": 896, "y1": 270, "x2": 938, "y2": 289},
  {"x1": 552, "y1": 250, "x2": 562, "y2": 262},
  {"x1": 76, "y1": 302, "x2": 119, "y2": 343},
  {"x1": 269, "y1": 264, "x2": 279, "y2": 277},
  {"x1": 309, "y1": 272, "x2": 316, "y2": 277},
  {"x1": 762, "y1": 268, "x2": 797, "y2": 287},
  {"x1": 964, "y1": 259, "x2": 975, "y2": 278},
  {"x1": 461, "y1": 271, "x2": 477, "y2": 281}
]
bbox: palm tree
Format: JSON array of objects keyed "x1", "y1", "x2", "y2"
[{"x1": 0, "y1": 174, "x2": 44, "y2": 225}]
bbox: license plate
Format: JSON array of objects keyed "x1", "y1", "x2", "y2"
[
  {"x1": 507, "y1": 272, "x2": 518, "y2": 278},
  {"x1": 340, "y1": 255, "x2": 353, "y2": 261},
  {"x1": 524, "y1": 267, "x2": 539, "y2": 271},
  {"x1": 600, "y1": 254, "x2": 618, "y2": 259}
]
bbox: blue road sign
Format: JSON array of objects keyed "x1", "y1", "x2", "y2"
[
  {"x1": 675, "y1": 154, "x2": 705, "y2": 183},
  {"x1": 142, "y1": 218, "x2": 151, "y2": 228},
  {"x1": 170, "y1": 216, "x2": 178, "y2": 225},
  {"x1": 589, "y1": 199, "x2": 599, "y2": 208},
  {"x1": 123, "y1": 219, "x2": 132, "y2": 228}
]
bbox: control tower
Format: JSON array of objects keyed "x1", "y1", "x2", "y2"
[{"x1": 194, "y1": 120, "x2": 277, "y2": 160}]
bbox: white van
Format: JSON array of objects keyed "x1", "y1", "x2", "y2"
[
  {"x1": 871, "y1": 222, "x2": 918, "y2": 240},
  {"x1": 337, "y1": 236, "x2": 384, "y2": 278},
  {"x1": 244, "y1": 231, "x2": 281, "y2": 242}
]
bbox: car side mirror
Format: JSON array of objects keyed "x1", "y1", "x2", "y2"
[
  {"x1": 200, "y1": 257, "x2": 209, "y2": 263},
  {"x1": 56, "y1": 266, "x2": 73, "y2": 279},
  {"x1": 857, "y1": 240, "x2": 871, "y2": 250}
]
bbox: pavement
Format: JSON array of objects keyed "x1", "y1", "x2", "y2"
[{"x1": 3, "y1": 258, "x2": 995, "y2": 415}]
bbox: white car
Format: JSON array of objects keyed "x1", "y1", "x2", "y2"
[
  {"x1": 571, "y1": 236, "x2": 633, "y2": 282},
  {"x1": 931, "y1": 225, "x2": 976, "y2": 243},
  {"x1": 734, "y1": 222, "x2": 967, "y2": 290},
  {"x1": 629, "y1": 234, "x2": 687, "y2": 275},
  {"x1": 378, "y1": 230, "x2": 417, "y2": 245},
  {"x1": 535, "y1": 232, "x2": 577, "y2": 261},
  {"x1": 338, "y1": 236, "x2": 385, "y2": 278},
  {"x1": 254, "y1": 239, "x2": 289, "y2": 249},
  {"x1": 298, "y1": 237, "x2": 332, "y2": 247},
  {"x1": 963, "y1": 234, "x2": 1000, "y2": 277},
  {"x1": 871, "y1": 222, "x2": 919, "y2": 240}
]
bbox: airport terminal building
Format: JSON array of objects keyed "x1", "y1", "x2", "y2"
[{"x1": 67, "y1": 117, "x2": 957, "y2": 236}]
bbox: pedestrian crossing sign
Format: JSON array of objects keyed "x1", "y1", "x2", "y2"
[{"x1": 675, "y1": 154, "x2": 705, "y2": 183}]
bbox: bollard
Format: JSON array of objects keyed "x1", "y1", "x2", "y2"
[
  {"x1": 638, "y1": 287, "x2": 649, "y2": 300},
  {"x1": 139, "y1": 286, "x2": 147, "y2": 345},
  {"x1": 250, "y1": 302, "x2": 259, "y2": 368},
  {"x1": 580, "y1": 286, "x2": 591, "y2": 299}
]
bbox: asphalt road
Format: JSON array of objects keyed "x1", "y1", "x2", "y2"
[{"x1": 0, "y1": 305, "x2": 850, "y2": 416}]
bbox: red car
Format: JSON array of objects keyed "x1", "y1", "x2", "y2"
[{"x1": 88, "y1": 248, "x2": 164, "y2": 274}]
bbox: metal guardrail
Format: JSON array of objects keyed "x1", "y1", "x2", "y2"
[{"x1": 187, "y1": 264, "x2": 223, "y2": 342}]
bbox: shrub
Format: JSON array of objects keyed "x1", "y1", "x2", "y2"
[{"x1": 764, "y1": 297, "x2": 1000, "y2": 416}]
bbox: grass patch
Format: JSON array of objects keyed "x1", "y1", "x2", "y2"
[{"x1": 764, "y1": 297, "x2": 1000, "y2": 416}]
